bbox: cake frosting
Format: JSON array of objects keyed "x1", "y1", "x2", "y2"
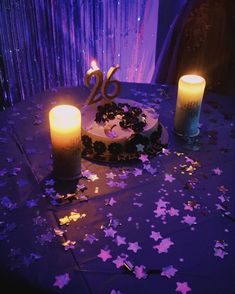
[{"x1": 81, "y1": 98, "x2": 168, "y2": 162}]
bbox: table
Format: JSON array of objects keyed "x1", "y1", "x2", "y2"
[{"x1": 0, "y1": 82, "x2": 235, "y2": 294}]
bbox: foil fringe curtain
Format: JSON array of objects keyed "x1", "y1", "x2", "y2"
[{"x1": 0, "y1": 0, "x2": 159, "y2": 108}]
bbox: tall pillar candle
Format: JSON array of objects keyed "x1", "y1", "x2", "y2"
[
  {"x1": 174, "y1": 74, "x2": 206, "y2": 137},
  {"x1": 49, "y1": 105, "x2": 81, "y2": 180}
]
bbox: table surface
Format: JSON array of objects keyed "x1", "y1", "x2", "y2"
[{"x1": 0, "y1": 82, "x2": 235, "y2": 294}]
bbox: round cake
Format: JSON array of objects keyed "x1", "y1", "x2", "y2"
[{"x1": 81, "y1": 98, "x2": 168, "y2": 162}]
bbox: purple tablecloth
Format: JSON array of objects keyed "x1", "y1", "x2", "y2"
[{"x1": 0, "y1": 82, "x2": 234, "y2": 294}]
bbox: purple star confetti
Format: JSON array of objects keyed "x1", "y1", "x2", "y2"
[
  {"x1": 115, "y1": 235, "x2": 126, "y2": 246},
  {"x1": 128, "y1": 242, "x2": 142, "y2": 253},
  {"x1": 113, "y1": 255, "x2": 126, "y2": 268},
  {"x1": 98, "y1": 249, "x2": 112, "y2": 262},
  {"x1": 110, "y1": 290, "x2": 122, "y2": 294},
  {"x1": 161, "y1": 265, "x2": 178, "y2": 278},
  {"x1": 84, "y1": 233, "x2": 99, "y2": 244},
  {"x1": 150, "y1": 231, "x2": 162, "y2": 242},
  {"x1": 182, "y1": 215, "x2": 196, "y2": 226},
  {"x1": 175, "y1": 282, "x2": 192, "y2": 294},
  {"x1": 164, "y1": 173, "x2": 176, "y2": 183},
  {"x1": 212, "y1": 167, "x2": 223, "y2": 175},
  {"x1": 134, "y1": 265, "x2": 148, "y2": 279},
  {"x1": 105, "y1": 197, "x2": 117, "y2": 207},
  {"x1": 133, "y1": 168, "x2": 143, "y2": 177},
  {"x1": 53, "y1": 273, "x2": 70, "y2": 289},
  {"x1": 139, "y1": 154, "x2": 149, "y2": 163},
  {"x1": 153, "y1": 238, "x2": 174, "y2": 254},
  {"x1": 104, "y1": 227, "x2": 117, "y2": 238}
]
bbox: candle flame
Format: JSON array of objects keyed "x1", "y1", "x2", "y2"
[{"x1": 91, "y1": 60, "x2": 99, "y2": 70}]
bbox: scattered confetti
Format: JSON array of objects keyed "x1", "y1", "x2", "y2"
[
  {"x1": 98, "y1": 249, "x2": 112, "y2": 262},
  {"x1": 134, "y1": 265, "x2": 147, "y2": 279},
  {"x1": 164, "y1": 173, "x2": 176, "y2": 183},
  {"x1": 175, "y1": 282, "x2": 191, "y2": 294},
  {"x1": 153, "y1": 238, "x2": 174, "y2": 254},
  {"x1": 128, "y1": 242, "x2": 142, "y2": 253},
  {"x1": 53, "y1": 273, "x2": 70, "y2": 289},
  {"x1": 84, "y1": 234, "x2": 99, "y2": 244},
  {"x1": 161, "y1": 265, "x2": 178, "y2": 279},
  {"x1": 105, "y1": 197, "x2": 117, "y2": 207}
]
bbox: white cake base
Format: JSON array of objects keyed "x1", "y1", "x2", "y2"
[{"x1": 81, "y1": 98, "x2": 168, "y2": 162}]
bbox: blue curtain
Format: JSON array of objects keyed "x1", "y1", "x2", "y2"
[{"x1": 0, "y1": 0, "x2": 159, "y2": 108}]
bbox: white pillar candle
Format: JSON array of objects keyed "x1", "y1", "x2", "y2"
[
  {"x1": 49, "y1": 105, "x2": 81, "y2": 180},
  {"x1": 174, "y1": 74, "x2": 206, "y2": 137}
]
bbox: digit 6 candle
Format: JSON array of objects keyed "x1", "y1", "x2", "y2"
[
  {"x1": 49, "y1": 105, "x2": 81, "y2": 180},
  {"x1": 174, "y1": 74, "x2": 206, "y2": 137}
]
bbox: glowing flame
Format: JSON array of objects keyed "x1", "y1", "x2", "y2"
[
  {"x1": 181, "y1": 74, "x2": 205, "y2": 84},
  {"x1": 91, "y1": 60, "x2": 99, "y2": 70}
]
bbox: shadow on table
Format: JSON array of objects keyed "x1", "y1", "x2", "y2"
[{"x1": 0, "y1": 268, "x2": 55, "y2": 294}]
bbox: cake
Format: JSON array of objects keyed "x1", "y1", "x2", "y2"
[{"x1": 81, "y1": 98, "x2": 168, "y2": 162}]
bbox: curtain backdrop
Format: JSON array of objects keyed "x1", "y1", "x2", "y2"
[
  {"x1": 153, "y1": 0, "x2": 235, "y2": 95},
  {"x1": 0, "y1": 0, "x2": 159, "y2": 108}
]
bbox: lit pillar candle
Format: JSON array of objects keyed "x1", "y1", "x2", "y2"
[
  {"x1": 174, "y1": 74, "x2": 206, "y2": 137},
  {"x1": 49, "y1": 105, "x2": 81, "y2": 180}
]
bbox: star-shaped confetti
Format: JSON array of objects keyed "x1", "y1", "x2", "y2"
[
  {"x1": 214, "y1": 248, "x2": 228, "y2": 259},
  {"x1": 143, "y1": 164, "x2": 157, "y2": 174},
  {"x1": 117, "y1": 181, "x2": 127, "y2": 189},
  {"x1": 53, "y1": 273, "x2": 70, "y2": 289},
  {"x1": 136, "y1": 144, "x2": 145, "y2": 152},
  {"x1": 115, "y1": 235, "x2": 126, "y2": 246},
  {"x1": 164, "y1": 173, "x2": 176, "y2": 183},
  {"x1": 154, "y1": 238, "x2": 174, "y2": 253},
  {"x1": 83, "y1": 233, "x2": 98, "y2": 244},
  {"x1": 162, "y1": 148, "x2": 170, "y2": 155},
  {"x1": 133, "y1": 168, "x2": 143, "y2": 177},
  {"x1": 182, "y1": 215, "x2": 196, "y2": 226},
  {"x1": 168, "y1": 207, "x2": 179, "y2": 216},
  {"x1": 134, "y1": 265, "x2": 147, "y2": 279},
  {"x1": 175, "y1": 282, "x2": 191, "y2": 294},
  {"x1": 154, "y1": 206, "x2": 166, "y2": 218},
  {"x1": 98, "y1": 249, "x2": 112, "y2": 262},
  {"x1": 62, "y1": 240, "x2": 76, "y2": 251},
  {"x1": 161, "y1": 265, "x2": 178, "y2": 278},
  {"x1": 106, "y1": 172, "x2": 116, "y2": 179},
  {"x1": 45, "y1": 179, "x2": 55, "y2": 186},
  {"x1": 59, "y1": 216, "x2": 70, "y2": 226},
  {"x1": 104, "y1": 227, "x2": 117, "y2": 238},
  {"x1": 105, "y1": 197, "x2": 117, "y2": 207},
  {"x1": 150, "y1": 231, "x2": 162, "y2": 242},
  {"x1": 139, "y1": 154, "x2": 149, "y2": 163},
  {"x1": 155, "y1": 198, "x2": 169, "y2": 208},
  {"x1": 217, "y1": 185, "x2": 228, "y2": 193},
  {"x1": 113, "y1": 256, "x2": 126, "y2": 268},
  {"x1": 212, "y1": 167, "x2": 223, "y2": 175},
  {"x1": 54, "y1": 228, "x2": 65, "y2": 237},
  {"x1": 110, "y1": 290, "x2": 122, "y2": 294},
  {"x1": 82, "y1": 170, "x2": 99, "y2": 181},
  {"x1": 128, "y1": 242, "x2": 142, "y2": 253}
]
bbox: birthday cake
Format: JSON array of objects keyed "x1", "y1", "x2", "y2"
[{"x1": 81, "y1": 98, "x2": 168, "y2": 162}]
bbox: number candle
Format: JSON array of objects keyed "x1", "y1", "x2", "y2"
[
  {"x1": 49, "y1": 105, "x2": 81, "y2": 180},
  {"x1": 84, "y1": 60, "x2": 103, "y2": 105},
  {"x1": 174, "y1": 74, "x2": 206, "y2": 137}
]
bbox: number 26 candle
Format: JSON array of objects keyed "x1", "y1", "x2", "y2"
[
  {"x1": 174, "y1": 74, "x2": 206, "y2": 137},
  {"x1": 49, "y1": 105, "x2": 81, "y2": 180}
]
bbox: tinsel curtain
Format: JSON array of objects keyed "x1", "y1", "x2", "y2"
[{"x1": 0, "y1": 0, "x2": 159, "y2": 108}]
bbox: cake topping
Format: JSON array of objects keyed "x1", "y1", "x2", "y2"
[{"x1": 95, "y1": 102, "x2": 147, "y2": 133}]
